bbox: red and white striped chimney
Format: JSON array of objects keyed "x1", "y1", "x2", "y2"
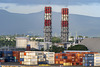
[
  {"x1": 61, "y1": 8, "x2": 69, "y2": 42},
  {"x1": 44, "y1": 6, "x2": 52, "y2": 42}
]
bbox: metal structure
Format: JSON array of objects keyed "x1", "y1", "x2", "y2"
[
  {"x1": 44, "y1": 6, "x2": 52, "y2": 42},
  {"x1": 61, "y1": 8, "x2": 69, "y2": 42}
]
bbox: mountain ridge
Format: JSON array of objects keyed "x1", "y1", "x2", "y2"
[{"x1": 0, "y1": 9, "x2": 100, "y2": 37}]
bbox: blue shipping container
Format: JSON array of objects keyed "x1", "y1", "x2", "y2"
[
  {"x1": 38, "y1": 61, "x2": 47, "y2": 64},
  {"x1": 62, "y1": 56, "x2": 67, "y2": 59},
  {"x1": 20, "y1": 58, "x2": 24, "y2": 61},
  {"x1": 27, "y1": 45, "x2": 30, "y2": 46},
  {"x1": 5, "y1": 59, "x2": 15, "y2": 62},
  {"x1": 83, "y1": 63, "x2": 94, "y2": 66},
  {"x1": 6, "y1": 56, "x2": 14, "y2": 59},
  {"x1": 84, "y1": 60, "x2": 94, "y2": 63},
  {"x1": 3, "y1": 51, "x2": 12, "y2": 54}
]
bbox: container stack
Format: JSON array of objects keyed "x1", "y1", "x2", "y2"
[
  {"x1": 55, "y1": 53, "x2": 75, "y2": 65},
  {"x1": 94, "y1": 53, "x2": 100, "y2": 66},
  {"x1": 0, "y1": 57, "x2": 5, "y2": 62},
  {"x1": 20, "y1": 52, "x2": 24, "y2": 64},
  {"x1": 74, "y1": 53, "x2": 84, "y2": 65},
  {"x1": 13, "y1": 51, "x2": 20, "y2": 62},
  {"x1": 83, "y1": 54, "x2": 94, "y2": 66},
  {"x1": 37, "y1": 51, "x2": 45, "y2": 62},
  {"x1": 44, "y1": 52, "x2": 55, "y2": 64},
  {"x1": 23, "y1": 51, "x2": 38, "y2": 65},
  {"x1": 2, "y1": 51, "x2": 15, "y2": 62},
  {"x1": 26, "y1": 44, "x2": 31, "y2": 51}
]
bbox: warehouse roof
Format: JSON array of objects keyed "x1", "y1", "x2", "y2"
[{"x1": 80, "y1": 38, "x2": 100, "y2": 52}]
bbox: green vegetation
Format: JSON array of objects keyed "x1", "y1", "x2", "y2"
[
  {"x1": 68, "y1": 44, "x2": 88, "y2": 50},
  {"x1": 36, "y1": 39, "x2": 44, "y2": 42},
  {"x1": 51, "y1": 37, "x2": 61, "y2": 43},
  {"x1": 49, "y1": 45, "x2": 64, "y2": 53},
  {"x1": 0, "y1": 39, "x2": 16, "y2": 47}
]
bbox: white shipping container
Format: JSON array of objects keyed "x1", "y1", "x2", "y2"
[
  {"x1": 38, "y1": 58, "x2": 45, "y2": 61},
  {"x1": 46, "y1": 55, "x2": 54, "y2": 57},
  {"x1": 20, "y1": 52, "x2": 24, "y2": 55},
  {"x1": 36, "y1": 52, "x2": 44, "y2": 56},
  {"x1": 30, "y1": 59, "x2": 37, "y2": 61},
  {"x1": 24, "y1": 59, "x2": 37, "y2": 62},
  {"x1": 24, "y1": 56, "x2": 37, "y2": 59},
  {"x1": 94, "y1": 60, "x2": 100, "y2": 62},
  {"x1": 47, "y1": 60, "x2": 54, "y2": 64},
  {"x1": 24, "y1": 59, "x2": 31, "y2": 62},
  {"x1": 94, "y1": 54, "x2": 100, "y2": 56},
  {"x1": 38, "y1": 55, "x2": 44, "y2": 58},
  {"x1": 24, "y1": 61, "x2": 37, "y2": 65},
  {"x1": 94, "y1": 57, "x2": 100, "y2": 59},
  {"x1": 22, "y1": 61, "x2": 24, "y2": 64},
  {"x1": 48, "y1": 52, "x2": 55, "y2": 54},
  {"x1": 46, "y1": 58, "x2": 54, "y2": 60},
  {"x1": 26, "y1": 53, "x2": 36, "y2": 56},
  {"x1": 94, "y1": 63, "x2": 100, "y2": 66},
  {"x1": 20, "y1": 56, "x2": 24, "y2": 58}
]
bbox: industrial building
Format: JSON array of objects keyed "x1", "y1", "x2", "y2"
[{"x1": 44, "y1": 6, "x2": 52, "y2": 42}]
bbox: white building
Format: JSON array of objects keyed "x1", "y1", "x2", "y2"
[
  {"x1": 16, "y1": 37, "x2": 28, "y2": 48},
  {"x1": 28, "y1": 41, "x2": 39, "y2": 49}
]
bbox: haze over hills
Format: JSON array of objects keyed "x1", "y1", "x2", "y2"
[{"x1": 0, "y1": 9, "x2": 100, "y2": 37}]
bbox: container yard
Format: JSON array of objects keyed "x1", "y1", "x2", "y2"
[{"x1": 0, "y1": 50, "x2": 100, "y2": 67}]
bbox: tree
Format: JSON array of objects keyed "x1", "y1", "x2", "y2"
[
  {"x1": 70, "y1": 36, "x2": 74, "y2": 38},
  {"x1": 41, "y1": 48, "x2": 44, "y2": 51},
  {"x1": 51, "y1": 37, "x2": 61, "y2": 43},
  {"x1": 49, "y1": 45, "x2": 64, "y2": 53},
  {"x1": 68, "y1": 44, "x2": 88, "y2": 50}
]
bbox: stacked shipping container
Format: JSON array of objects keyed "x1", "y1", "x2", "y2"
[
  {"x1": 44, "y1": 52, "x2": 55, "y2": 64},
  {"x1": 83, "y1": 54, "x2": 94, "y2": 66},
  {"x1": 26, "y1": 45, "x2": 31, "y2": 51},
  {"x1": 13, "y1": 51, "x2": 20, "y2": 62},
  {"x1": 23, "y1": 51, "x2": 37, "y2": 65},
  {"x1": 20, "y1": 52, "x2": 24, "y2": 64},
  {"x1": 55, "y1": 51, "x2": 99, "y2": 66},
  {"x1": 3, "y1": 51, "x2": 15, "y2": 62},
  {"x1": 36, "y1": 51, "x2": 45, "y2": 62},
  {"x1": 55, "y1": 53, "x2": 74, "y2": 65},
  {"x1": 94, "y1": 53, "x2": 100, "y2": 66},
  {"x1": 19, "y1": 51, "x2": 55, "y2": 65}
]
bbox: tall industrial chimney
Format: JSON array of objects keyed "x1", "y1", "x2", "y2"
[
  {"x1": 44, "y1": 6, "x2": 52, "y2": 42},
  {"x1": 61, "y1": 8, "x2": 69, "y2": 42}
]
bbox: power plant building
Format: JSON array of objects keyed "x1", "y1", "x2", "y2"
[
  {"x1": 61, "y1": 8, "x2": 69, "y2": 42},
  {"x1": 44, "y1": 6, "x2": 52, "y2": 42}
]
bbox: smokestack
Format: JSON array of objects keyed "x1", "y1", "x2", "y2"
[
  {"x1": 44, "y1": 6, "x2": 52, "y2": 42},
  {"x1": 61, "y1": 8, "x2": 69, "y2": 42}
]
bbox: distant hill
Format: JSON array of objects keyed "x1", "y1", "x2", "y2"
[{"x1": 0, "y1": 9, "x2": 100, "y2": 37}]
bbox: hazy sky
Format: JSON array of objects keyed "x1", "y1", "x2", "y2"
[{"x1": 0, "y1": 0, "x2": 100, "y2": 17}]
